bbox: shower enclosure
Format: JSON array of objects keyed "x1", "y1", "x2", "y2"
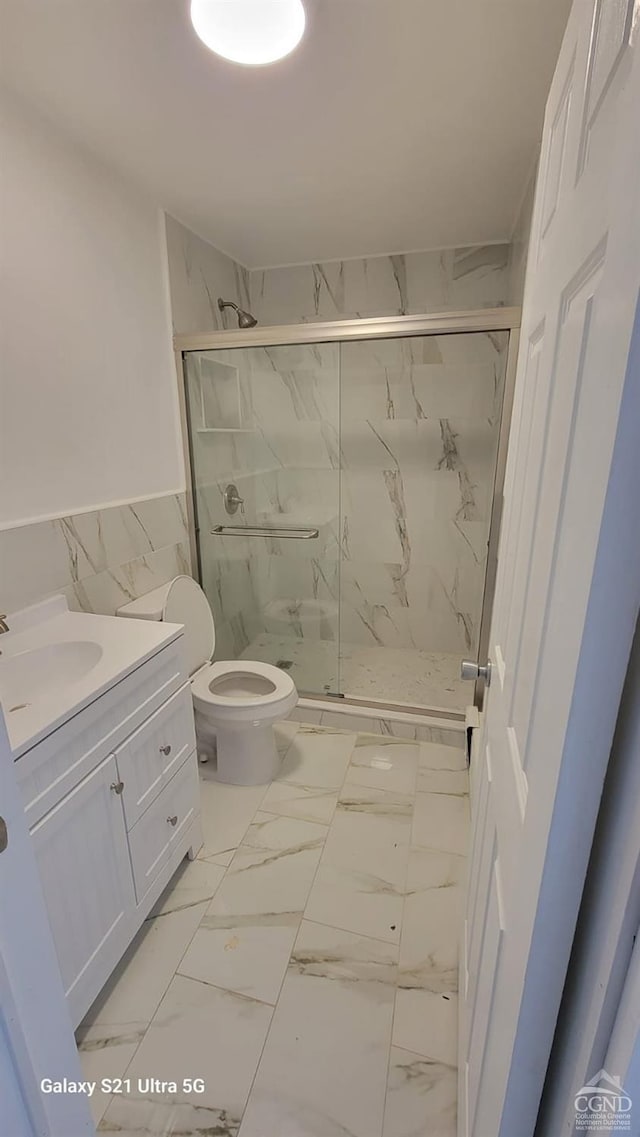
[{"x1": 178, "y1": 310, "x2": 519, "y2": 717}]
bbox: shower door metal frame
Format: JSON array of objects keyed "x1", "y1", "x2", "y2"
[{"x1": 174, "y1": 306, "x2": 521, "y2": 711}]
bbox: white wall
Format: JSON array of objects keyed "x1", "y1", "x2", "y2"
[
  {"x1": 507, "y1": 158, "x2": 538, "y2": 305},
  {"x1": 0, "y1": 93, "x2": 184, "y2": 528}
]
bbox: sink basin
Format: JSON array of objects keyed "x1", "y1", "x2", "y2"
[{"x1": 0, "y1": 641, "x2": 104, "y2": 712}]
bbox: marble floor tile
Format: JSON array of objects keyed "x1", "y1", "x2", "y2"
[
  {"x1": 419, "y1": 740, "x2": 467, "y2": 771},
  {"x1": 400, "y1": 852, "x2": 464, "y2": 998},
  {"x1": 393, "y1": 989, "x2": 458, "y2": 1068},
  {"x1": 239, "y1": 921, "x2": 398, "y2": 1137},
  {"x1": 416, "y1": 767, "x2": 469, "y2": 796},
  {"x1": 260, "y1": 780, "x2": 340, "y2": 825},
  {"x1": 405, "y1": 846, "x2": 466, "y2": 895},
  {"x1": 273, "y1": 719, "x2": 301, "y2": 755},
  {"x1": 73, "y1": 722, "x2": 466, "y2": 1136},
  {"x1": 78, "y1": 1034, "x2": 141, "y2": 1128},
  {"x1": 80, "y1": 859, "x2": 224, "y2": 1037},
  {"x1": 411, "y1": 792, "x2": 469, "y2": 857},
  {"x1": 305, "y1": 787, "x2": 412, "y2": 943},
  {"x1": 382, "y1": 1046, "x2": 457, "y2": 1137},
  {"x1": 99, "y1": 974, "x2": 273, "y2": 1136},
  {"x1": 149, "y1": 855, "x2": 226, "y2": 918},
  {"x1": 305, "y1": 862, "x2": 405, "y2": 945},
  {"x1": 277, "y1": 727, "x2": 356, "y2": 790},
  {"x1": 179, "y1": 813, "x2": 328, "y2": 1005},
  {"x1": 392, "y1": 849, "x2": 464, "y2": 1068},
  {"x1": 197, "y1": 768, "x2": 268, "y2": 864},
  {"x1": 346, "y1": 739, "x2": 419, "y2": 795},
  {"x1": 324, "y1": 786, "x2": 413, "y2": 884}
]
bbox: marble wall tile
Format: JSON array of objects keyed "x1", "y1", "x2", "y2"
[
  {"x1": 1, "y1": 492, "x2": 190, "y2": 617},
  {"x1": 249, "y1": 244, "x2": 510, "y2": 326},
  {"x1": 165, "y1": 214, "x2": 251, "y2": 335},
  {"x1": 167, "y1": 221, "x2": 512, "y2": 687}
]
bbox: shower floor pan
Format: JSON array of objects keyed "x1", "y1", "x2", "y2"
[{"x1": 240, "y1": 633, "x2": 467, "y2": 715}]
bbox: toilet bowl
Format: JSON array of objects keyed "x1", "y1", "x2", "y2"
[{"x1": 117, "y1": 576, "x2": 297, "y2": 785}]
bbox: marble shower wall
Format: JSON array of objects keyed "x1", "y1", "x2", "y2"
[
  {"x1": 164, "y1": 214, "x2": 252, "y2": 335},
  {"x1": 339, "y1": 331, "x2": 507, "y2": 656},
  {"x1": 183, "y1": 341, "x2": 341, "y2": 665},
  {"x1": 241, "y1": 248, "x2": 511, "y2": 666},
  {"x1": 185, "y1": 331, "x2": 507, "y2": 669},
  {"x1": 167, "y1": 220, "x2": 513, "y2": 686},
  {"x1": 1, "y1": 494, "x2": 190, "y2": 617},
  {"x1": 249, "y1": 244, "x2": 510, "y2": 326}
]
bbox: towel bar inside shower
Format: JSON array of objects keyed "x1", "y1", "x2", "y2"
[{"x1": 211, "y1": 524, "x2": 319, "y2": 540}]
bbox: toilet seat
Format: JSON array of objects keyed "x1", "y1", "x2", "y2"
[
  {"x1": 192, "y1": 659, "x2": 296, "y2": 722},
  {"x1": 117, "y1": 575, "x2": 298, "y2": 783}
]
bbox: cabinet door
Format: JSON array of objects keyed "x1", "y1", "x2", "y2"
[
  {"x1": 30, "y1": 754, "x2": 136, "y2": 1027},
  {"x1": 116, "y1": 683, "x2": 196, "y2": 829}
]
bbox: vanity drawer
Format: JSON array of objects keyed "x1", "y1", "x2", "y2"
[
  {"x1": 116, "y1": 683, "x2": 196, "y2": 829},
  {"x1": 16, "y1": 637, "x2": 187, "y2": 829},
  {"x1": 128, "y1": 752, "x2": 199, "y2": 904}
]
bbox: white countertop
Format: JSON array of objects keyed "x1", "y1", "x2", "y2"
[{"x1": 0, "y1": 596, "x2": 184, "y2": 759}]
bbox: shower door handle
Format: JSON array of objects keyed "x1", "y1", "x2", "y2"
[{"x1": 461, "y1": 659, "x2": 492, "y2": 686}]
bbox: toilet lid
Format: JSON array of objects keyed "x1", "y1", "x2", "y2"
[{"x1": 163, "y1": 575, "x2": 215, "y2": 676}]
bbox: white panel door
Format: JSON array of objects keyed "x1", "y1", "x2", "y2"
[
  {"x1": 459, "y1": 2, "x2": 640, "y2": 1135},
  {"x1": 31, "y1": 753, "x2": 136, "y2": 1027},
  {"x1": 0, "y1": 711, "x2": 94, "y2": 1136}
]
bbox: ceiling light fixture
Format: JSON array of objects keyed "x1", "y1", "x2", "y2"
[{"x1": 190, "y1": 0, "x2": 306, "y2": 66}]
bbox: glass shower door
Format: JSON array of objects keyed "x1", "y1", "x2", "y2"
[
  {"x1": 183, "y1": 341, "x2": 341, "y2": 695},
  {"x1": 338, "y1": 330, "x2": 509, "y2": 711}
]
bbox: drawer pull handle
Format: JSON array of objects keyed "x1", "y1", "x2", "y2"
[
  {"x1": 111, "y1": 781, "x2": 125, "y2": 795},
  {"x1": 167, "y1": 815, "x2": 178, "y2": 827},
  {"x1": 159, "y1": 744, "x2": 172, "y2": 756}
]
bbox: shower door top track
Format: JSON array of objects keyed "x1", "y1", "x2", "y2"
[{"x1": 174, "y1": 306, "x2": 521, "y2": 352}]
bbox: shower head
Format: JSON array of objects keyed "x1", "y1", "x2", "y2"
[{"x1": 217, "y1": 298, "x2": 258, "y2": 329}]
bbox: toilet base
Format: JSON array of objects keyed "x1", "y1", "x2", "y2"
[{"x1": 214, "y1": 721, "x2": 281, "y2": 785}]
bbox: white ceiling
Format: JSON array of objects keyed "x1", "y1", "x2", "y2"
[{"x1": 0, "y1": 0, "x2": 571, "y2": 268}]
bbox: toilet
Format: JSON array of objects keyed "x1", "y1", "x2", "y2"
[{"x1": 117, "y1": 576, "x2": 298, "y2": 785}]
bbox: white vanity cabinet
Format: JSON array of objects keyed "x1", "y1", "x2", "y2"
[
  {"x1": 30, "y1": 752, "x2": 136, "y2": 1019},
  {"x1": 14, "y1": 634, "x2": 202, "y2": 1028}
]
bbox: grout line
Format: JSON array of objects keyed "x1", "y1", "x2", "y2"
[
  {"x1": 380, "y1": 733, "x2": 421, "y2": 1134},
  {"x1": 236, "y1": 722, "x2": 360, "y2": 1125},
  {"x1": 227, "y1": 727, "x2": 354, "y2": 1118},
  {"x1": 173, "y1": 969, "x2": 279, "y2": 1009},
  {"x1": 390, "y1": 1041, "x2": 458, "y2": 1069}
]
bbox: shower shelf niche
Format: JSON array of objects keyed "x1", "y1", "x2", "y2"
[{"x1": 196, "y1": 356, "x2": 245, "y2": 431}]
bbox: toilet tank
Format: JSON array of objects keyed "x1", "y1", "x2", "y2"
[
  {"x1": 117, "y1": 576, "x2": 215, "y2": 677},
  {"x1": 117, "y1": 582, "x2": 172, "y2": 622}
]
